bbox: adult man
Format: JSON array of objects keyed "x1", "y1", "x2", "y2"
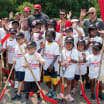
[
  {"x1": 27, "y1": 4, "x2": 49, "y2": 28},
  {"x1": 23, "y1": 7, "x2": 31, "y2": 18},
  {"x1": 80, "y1": 7, "x2": 104, "y2": 36},
  {"x1": 56, "y1": 9, "x2": 72, "y2": 32}
]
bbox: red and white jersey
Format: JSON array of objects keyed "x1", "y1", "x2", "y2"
[
  {"x1": 14, "y1": 43, "x2": 26, "y2": 72},
  {"x1": 88, "y1": 53, "x2": 104, "y2": 79},
  {"x1": 43, "y1": 41, "x2": 60, "y2": 71},
  {"x1": 75, "y1": 50, "x2": 89, "y2": 75},
  {"x1": 60, "y1": 48, "x2": 78, "y2": 78},
  {"x1": 23, "y1": 53, "x2": 44, "y2": 82},
  {"x1": 7, "y1": 38, "x2": 17, "y2": 64}
]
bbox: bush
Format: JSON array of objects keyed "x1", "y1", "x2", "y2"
[{"x1": 16, "y1": 2, "x2": 34, "y2": 14}]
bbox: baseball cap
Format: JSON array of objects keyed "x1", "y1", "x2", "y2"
[
  {"x1": 92, "y1": 42, "x2": 102, "y2": 50},
  {"x1": 34, "y1": 4, "x2": 41, "y2": 9},
  {"x1": 16, "y1": 32, "x2": 24, "y2": 39},
  {"x1": 65, "y1": 36, "x2": 74, "y2": 43},
  {"x1": 9, "y1": 28, "x2": 17, "y2": 34},
  {"x1": 65, "y1": 27, "x2": 73, "y2": 32},
  {"x1": 27, "y1": 41, "x2": 37, "y2": 48},
  {"x1": 24, "y1": 7, "x2": 31, "y2": 11}
]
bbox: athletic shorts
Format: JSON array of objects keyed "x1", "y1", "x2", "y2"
[
  {"x1": 43, "y1": 70, "x2": 57, "y2": 85},
  {"x1": 24, "y1": 81, "x2": 39, "y2": 93},
  {"x1": 75, "y1": 75, "x2": 85, "y2": 82},
  {"x1": 15, "y1": 71, "x2": 25, "y2": 81}
]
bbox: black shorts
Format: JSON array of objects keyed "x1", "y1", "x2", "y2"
[
  {"x1": 15, "y1": 71, "x2": 25, "y2": 81},
  {"x1": 24, "y1": 81, "x2": 39, "y2": 93},
  {"x1": 75, "y1": 75, "x2": 85, "y2": 82}
]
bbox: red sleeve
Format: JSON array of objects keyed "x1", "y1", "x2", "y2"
[{"x1": 56, "y1": 20, "x2": 60, "y2": 32}]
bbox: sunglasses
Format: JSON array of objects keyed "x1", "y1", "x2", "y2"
[
  {"x1": 59, "y1": 13, "x2": 65, "y2": 16},
  {"x1": 34, "y1": 9, "x2": 39, "y2": 11},
  {"x1": 88, "y1": 12, "x2": 94, "y2": 15}
]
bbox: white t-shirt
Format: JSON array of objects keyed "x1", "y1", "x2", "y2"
[
  {"x1": 7, "y1": 38, "x2": 17, "y2": 64},
  {"x1": 32, "y1": 33, "x2": 44, "y2": 51},
  {"x1": 54, "y1": 32, "x2": 61, "y2": 43},
  {"x1": 23, "y1": 53, "x2": 44, "y2": 82},
  {"x1": 43, "y1": 41, "x2": 60, "y2": 71},
  {"x1": 14, "y1": 43, "x2": 26, "y2": 72},
  {"x1": 87, "y1": 53, "x2": 104, "y2": 79},
  {"x1": 0, "y1": 28, "x2": 6, "y2": 54},
  {"x1": 24, "y1": 30, "x2": 30, "y2": 42},
  {"x1": 75, "y1": 50, "x2": 89, "y2": 75},
  {"x1": 60, "y1": 48, "x2": 78, "y2": 78}
]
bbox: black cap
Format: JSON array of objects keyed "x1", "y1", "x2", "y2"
[
  {"x1": 47, "y1": 19, "x2": 57, "y2": 26},
  {"x1": 12, "y1": 20, "x2": 19, "y2": 25},
  {"x1": 65, "y1": 27, "x2": 73, "y2": 32},
  {"x1": 9, "y1": 28, "x2": 17, "y2": 34},
  {"x1": 65, "y1": 36, "x2": 74, "y2": 43},
  {"x1": 92, "y1": 42, "x2": 102, "y2": 50},
  {"x1": 77, "y1": 39, "x2": 86, "y2": 45},
  {"x1": 88, "y1": 24, "x2": 97, "y2": 32},
  {"x1": 27, "y1": 41, "x2": 37, "y2": 48},
  {"x1": 16, "y1": 32, "x2": 24, "y2": 39},
  {"x1": 31, "y1": 19, "x2": 42, "y2": 28}
]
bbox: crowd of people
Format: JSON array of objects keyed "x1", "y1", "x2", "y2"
[{"x1": 0, "y1": 4, "x2": 104, "y2": 104}]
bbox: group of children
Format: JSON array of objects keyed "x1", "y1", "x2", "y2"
[{"x1": 0, "y1": 9, "x2": 104, "y2": 104}]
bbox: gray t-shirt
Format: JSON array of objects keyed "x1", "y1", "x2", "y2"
[
  {"x1": 83, "y1": 18, "x2": 104, "y2": 36},
  {"x1": 27, "y1": 12, "x2": 49, "y2": 28}
]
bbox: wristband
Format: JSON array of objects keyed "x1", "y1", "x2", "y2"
[
  {"x1": 51, "y1": 62, "x2": 54, "y2": 66},
  {"x1": 39, "y1": 48, "x2": 42, "y2": 52},
  {"x1": 0, "y1": 43, "x2": 2, "y2": 47},
  {"x1": 83, "y1": 58, "x2": 86, "y2": 61}
]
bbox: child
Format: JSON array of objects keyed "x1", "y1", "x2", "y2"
[
  {"x1": 71, "y1": 39, "x2": 88, "y2": 95},
  {"x1": 12, "y1": 32, "x2": 26, "y2": 100},
  {"x1": 31, "y1": 20, "x2": 44, "y2": 52},
  {"x1": 23, "y1": 41, "x2": 45, "y2": 103},
  {"x1": 7, "y1": 28, "x2": 17, "y2": 86},
  {"x1": 59, "y1": 36, "x2": 78, "y2": 102},
  {"x1": 43, "y1": 30, "x2": 59, "y2": 99},
  {"x1": 46, "y1": 19, "x2": 61, "y2": 43},
  {"x1": 88, "y1": 42, "x2": 104, "y2": 100}
]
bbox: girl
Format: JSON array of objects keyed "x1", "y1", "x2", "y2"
[
  {"x1": 71, "y1": 39, "x2": 88, "y2": 95},
  {"x1": 88, "y1": 42, "x2": 104, "y2": 100},
  {"x1": 59, "y1": 36, "x2": 78, "y2": 102}
]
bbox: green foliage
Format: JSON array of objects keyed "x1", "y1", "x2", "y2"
[
  {"x1": 0, "y1": 0, "x2": 101, "y2": 19},
  {"x1": 16, "y1": 2, "x2": 34, "y2": 14}
]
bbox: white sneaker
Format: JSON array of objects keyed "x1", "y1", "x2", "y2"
[
  {"x1": 8, "y1": 82, "x2": 11, "y2": 87},
  {"x1": 14, "y1": 81, "x2": 19, "y2": 88}
]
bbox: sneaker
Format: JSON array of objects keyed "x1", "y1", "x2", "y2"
[
  {"x1": 59, "y1": 93, "x2": 64, "y2": 99},
  {"x1": 14, "y1": 81, "x2": 19, "y2": 88},
  {"x1": 67, "y1": 94, "x2": 74, "y2": 102},
  {"x1": 11, "y1": 94, "x2": 21, "y2": 100},
  {"x1": 71, "y1": 88, "x2": 77, "y2": 94},
  {"x1": 53, "y1": 91, "x2": 57, "y2": 100},
  {"x1": 46, "y1": 89, "x2": 53, "y2": 98},
  {"x1": 99, "y1": 94, "x2": 104, "y2": 100},
  {"x1": 90, "y1": 94, "x2": 96, "y2": 101},
  {"x1": 8, "y1": 82, "x2": 11, "y2": 87}
]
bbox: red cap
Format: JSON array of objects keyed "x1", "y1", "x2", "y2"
[
  {"x1": 24, "y1": 7, "x2": 31, "y2": 11},
  {"x1": 34, "y1": 4, "x2": 41, "y2": 9}
]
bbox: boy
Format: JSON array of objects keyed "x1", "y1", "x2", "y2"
[
  {"x1": 12, "y1": 32, "x2": 26, "y2": 100},
  {"x1": 43, "y1": 30, "x2": 59, "y2": 99},
  {"x1": 23, "y1": 41, "x2": 45, "y2": 103}
]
